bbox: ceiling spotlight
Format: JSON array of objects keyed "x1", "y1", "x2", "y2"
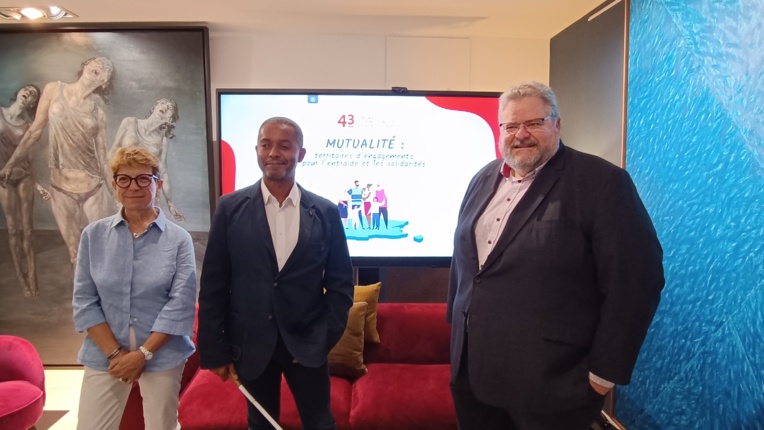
[
  {"x1": 47, "y1": 5, "x2": 76, "y2": 19},
  {"x1": 20, "y1": 7, "x2": 44, "y2": 19},
  {"x1": 0, "y1": 8, "x2": 22, "y2": 20},
  {"x1": 48, "y1": 6, "x2": 63, "y2": 17},
  {"x1": 0, "y1": 5, "x2": 77, "y2": 20}
]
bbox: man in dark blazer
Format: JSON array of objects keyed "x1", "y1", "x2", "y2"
[
  {"x1": 447, "y1": 81, "x2": 664, "y2": 430},
  {"x1": 198, "y1": 117, "x2": 354, "y2": 430}
]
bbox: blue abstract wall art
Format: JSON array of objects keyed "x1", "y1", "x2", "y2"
[{"x1": 623, "y1": 0, "x2": 764, "y2": 428}]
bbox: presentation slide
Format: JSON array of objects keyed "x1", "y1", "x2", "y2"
[{"x1": 219, "y1": 92, "x2": 500, "y2": 261}]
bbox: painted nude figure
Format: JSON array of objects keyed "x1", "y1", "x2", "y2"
[
  {"x1": 0, "y1": 85, "x2": 49, "y2": 297},
  {"x1": 0, "y1": 57, "x2": 116, "y2": 266}
]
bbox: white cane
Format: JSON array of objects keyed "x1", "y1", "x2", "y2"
[{"x1": 234, "y1": 380, "x2": 284, "y2": 430}]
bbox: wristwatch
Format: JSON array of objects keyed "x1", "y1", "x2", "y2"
[{"x1": 139, "y1": 345, "x2": 154, "y2": 361}]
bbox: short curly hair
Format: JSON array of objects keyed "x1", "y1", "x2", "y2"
[{"x1": 109, "y1": 147, "x2": 160, "y2": 176}]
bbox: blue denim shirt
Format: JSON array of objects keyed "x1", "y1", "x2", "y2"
[{"x1": 73, "y1": 208, "x2": 197, "y2": 372}]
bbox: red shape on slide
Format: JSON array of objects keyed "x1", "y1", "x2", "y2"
[
  {"x1": 425, "y1": 96, "x2": 501, "y2": 159},
  {"x1": 220, "y1": 139, "x2": 236, "y2": 195}
]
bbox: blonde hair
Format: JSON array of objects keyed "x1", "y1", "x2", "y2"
[{"x1": 110, "y1": 147, "x2": 160, "y2": 176}]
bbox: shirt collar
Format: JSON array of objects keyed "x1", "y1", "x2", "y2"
[
  {"x1": 500, "y1": 159, "x2": 550, "y2": 182},
  {"x1": 153, "y1": 207, "x2": 167, "y2": 230},
  {"x1": 260, "y1": 180, "x2": 301, "y2": 208},
  {"x1": 110, "y1": 207, "x2": 167, "y2": 231}
]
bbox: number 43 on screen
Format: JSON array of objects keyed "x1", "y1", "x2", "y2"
[{"x1": 338, "y1": 114, "x2": 355, "y2": 127}]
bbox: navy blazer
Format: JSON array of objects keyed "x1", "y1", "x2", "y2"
[
  {"x1": 198, "y1": 181, "x2": 354, "y2": 380},
  {"x1": 447, "y1": 143, "x2": 664, "y2": 413}
]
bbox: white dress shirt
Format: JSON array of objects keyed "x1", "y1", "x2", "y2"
[{"x1": 261, "y1": 181, "x2": 301, "y2": 271}]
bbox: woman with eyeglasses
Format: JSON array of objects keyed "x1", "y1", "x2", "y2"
[{"x1": 72, "y1": 146, "x2": 196, "y2": 430}]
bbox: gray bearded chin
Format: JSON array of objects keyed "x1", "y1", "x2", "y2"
[{"x1": 503, "y1": 143, "x2": 541, "y2": 173}]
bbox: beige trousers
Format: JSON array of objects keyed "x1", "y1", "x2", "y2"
[
  {"x1": 77, "y1": 327, "x2": 184, "y2": 430},
  {"x1": 76, "y1": 362, "x2": 184, "y2": 430}
]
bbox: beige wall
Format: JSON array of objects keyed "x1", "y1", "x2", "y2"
[{"x1": 208, "y1": 32, "x2": 550, "y2": 136}]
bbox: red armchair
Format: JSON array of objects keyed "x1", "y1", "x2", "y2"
[{"x1": 0, "y1": 335, "x2": 46, "y2": 430}]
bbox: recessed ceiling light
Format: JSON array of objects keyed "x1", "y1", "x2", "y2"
[
  {"x1": 0, "y1": 9, "x2": 22, "y2": 20},
  {"x1": 20, "y1": 7, "x2": 44, "y2": 19},
  {"x1": 47, "y1": 5, "x2": 76, "y2": 19},
  {"x1": 0, "y1": 5, "x2": 77, "y2": 20}
]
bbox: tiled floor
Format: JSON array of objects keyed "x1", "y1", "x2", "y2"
[{"x1": 39, "y1": 367, "x2": 84, "y2": 430}]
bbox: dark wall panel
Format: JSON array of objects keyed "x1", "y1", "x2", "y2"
[{"x1": 550, "y1": 0, "x2": 625, "y2": 166}]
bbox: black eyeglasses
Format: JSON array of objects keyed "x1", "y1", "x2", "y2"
[
  {"x1": 113, "y1": 174, "x2": 158, "y2": 189},
  {"x1": 499, "y1": 115, "x2": 555, "y2": 135}
]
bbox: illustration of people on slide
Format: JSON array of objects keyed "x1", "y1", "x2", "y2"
[
  {"x1": 341, "y1": 179, "x2": 405, "y2": 240},
  {"x1": 348, "y1": 179, "x2": 364, "y2": 229},
  {"x1": 338, "y1": 188, "x2": 349, "y2": 228}
]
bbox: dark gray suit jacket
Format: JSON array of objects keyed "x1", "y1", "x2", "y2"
[
  {"x1": 198, "y1": 181, "x2": 354, "y2": 380},
  {"x1": 447, "y1": 143, "x2": 664, "y2": 413}
]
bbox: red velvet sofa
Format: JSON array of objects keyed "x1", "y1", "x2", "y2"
[{"x1": 140, "y1": 302, "x2": 457, "y2": 430}]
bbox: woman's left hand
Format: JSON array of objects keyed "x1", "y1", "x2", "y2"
[{"x1": 108, "y1": 350, "x2": 146, "y2": 384}]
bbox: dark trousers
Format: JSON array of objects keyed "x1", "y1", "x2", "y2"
[
  {"x1": 379, "y1": 207, "x2": 388, "y2": 227},
  {"x1": 239, "y1": 334, "x2": 335, "y2": 430},
  {"x1": 450, "y1": 333, "x2": 606, "y2": 430}
]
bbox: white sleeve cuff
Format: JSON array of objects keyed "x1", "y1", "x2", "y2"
[{"x1": 589, "y1": 372, "x2": 615, "y2": 388}]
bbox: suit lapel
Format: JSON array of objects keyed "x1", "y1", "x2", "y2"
[
  {"x1": 466, "y1": 163, "x2": 504, "y2": 261},
  {"x1": 280, "y1": 185, "x2": 315, "y2": 273},
  {"x1": 248, "y1": 180, "x2": 278, "y2": 269},
  {"x1": 481, "y1": 143, "x2": 567, "y2": 271}
]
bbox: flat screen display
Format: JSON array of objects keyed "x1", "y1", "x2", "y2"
[{"x1": 218, "y1": 89, "x2": 501, "y2": 267}]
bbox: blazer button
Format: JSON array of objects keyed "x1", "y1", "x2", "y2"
[
  {"x1": 268, "y1": 315, "x2": 273, "y2": 320},
  {"x1": 474, "y1": 278, "x2": 481, "y2": 284},
  {"x1": 273, "y1": 282, "x2": 278, "y2": 288}
]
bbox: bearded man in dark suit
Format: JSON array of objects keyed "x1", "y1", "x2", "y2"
[{"x1": 448, "y1": 81, "x2": 664, "y2": 430}]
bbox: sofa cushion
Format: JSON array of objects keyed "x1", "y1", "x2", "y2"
[
  {"x1": 0, "y1": 335, "x2": 45, "y2": 430},
  {"x1": 354, "y1": 283, "x2": 381, "y2": 343},
  {"x1": 364, "y1": 303, "x2": 450, "y2": 364},
  {"x1": 349, "y1": 364, "x2": 456, "y2": 430},
  {"x1": 178, "y1": 370, "x2": 353, "y2": 430},
  {"x1": 178, "y1": 370, "x2": 247, "y2": 429},
  {"x1": 279, "y1": 376, "x2": 353, "y2": 430},
  {"x1": 329, "y1": 302, "x2": 368, "y2": 379},
  {"x1": 0, "y1": 380, "x2": 45, "y2": 430}
]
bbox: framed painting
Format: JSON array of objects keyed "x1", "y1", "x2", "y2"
[{"x1": 0, "y1": 25, "x2": 212, "y2": 364}]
